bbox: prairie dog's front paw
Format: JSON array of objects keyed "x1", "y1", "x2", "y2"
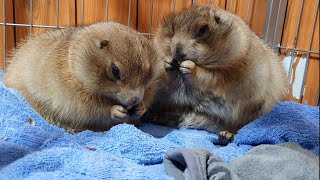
[
  {"x1": 111, "y1": 105, "x2": 129, "y2": 121},
  {"x1": 219, "y1": 131, "x2": 235, "y2": 141},
  {"x1": 179, "y1": 60, "x2": 196, "y2": 75},
  {"x1": 128, "y1": 102, "x2": 146, "y2": 119},
  {"x1": 164, "y1": 59, "x2": 179, "y2": 71}
]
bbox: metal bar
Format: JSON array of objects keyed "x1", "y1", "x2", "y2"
[
  {"x1": 140, "y1": 32, "x2": 156, "y2": 36},
  {"x1": 271, "y1": 0, "x2": 288, "y2": 52},
  {"x1": 246, "y1": 0, "x2": 251, "y2": 23},
  {"x1": 81, "y1": 0, "x2": 84, "y2": 25},
  {"x1": 127, "y1": 0, "x2": 132, "y2": 27},
  {"x1": 265, "y1": 0, "x2": 274, "y2": 43},
  {"x1": 317, "y1": 90, "x2": 320, "y2": 106},
  {"x1": 30, "y1": 0, "x2": 33, "y2": 36},
  {"x1": 271, "y1": 0, "x2": 281, "y2": 48},
  {"x1": 277, "y1": 46, "x2": 320, "y2": 55},
  {"x1": 106, "y1": 0, "x2": 109, "y2": 21},
  {"x1": 230, "y1": 0, "x2": 234, "y2": 12},
  {"x1": 3, "y1": 0, "x2": 6, "y2": 72},
  {"x1": 287, "y1": 0, "x2": 304, "y2": 84},
  {"x1": 298, "y1": 1, "x2": 319, "y2": 103},
  {"x1": 149, "y1": 0, "x2": 154, "y2": 38},
  {"x1": 56, "y1": 0, "x2": 59, "y2": 29},
  {"x1": 173, "y1": 0, "x2": 177, "y2": 13},
  {"x1": 192, "y1": 0, "x2": 196, "y2": 5},
  {"x1": 0, "y1": 23, "x2": 67, "y2": 29}
]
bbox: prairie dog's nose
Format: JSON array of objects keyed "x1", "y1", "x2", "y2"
[
  {"x1": 126, "y1": 90, "x2": 144, "y2": 106},
  {"x1": 173, "y1": 44, "x2": 186, "y2": 63},
  {"x1": 128, "y1": 97, "x2": 140, "y2": 106}
]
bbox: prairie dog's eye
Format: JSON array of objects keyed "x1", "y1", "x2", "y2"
[
  {"x1": 196, "y1": 24, "x2": 210, "y2": 39},
  {"x1": 111, "y1": 63, "x2": 121, "y2": 80}
]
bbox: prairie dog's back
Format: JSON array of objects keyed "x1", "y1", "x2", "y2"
[{"x1": 4, "y1": 29, "x2": 73, "y2": 104}]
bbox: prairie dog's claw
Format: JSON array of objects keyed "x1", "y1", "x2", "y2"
[
  {"x1": 219, "y1": 131, "x2": 235, "y2": 142},
  {"x1": 179, "y1": 60, "x2": 196, "y2": 74},
  {"x1": 111, "y1": 105, "x2": 129, "y2": 121},
  {"x1": 128, "y1": 103, "x2": 146, "y2": 119}
]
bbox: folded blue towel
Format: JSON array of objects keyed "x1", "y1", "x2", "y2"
[
  {"x1": 234, "y1": 101, "x2": 319, "y2": 154},
  {"x1": 0, "y1": 69, "x2": 319, "y2": 179}
]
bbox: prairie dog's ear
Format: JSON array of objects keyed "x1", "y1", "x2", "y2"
[
  {"x1": 210, "y1": 10, "x2": 221, "y2": 24},
  {"x1": 100, "y1": 40, "x2": 109, "y2": 49}
]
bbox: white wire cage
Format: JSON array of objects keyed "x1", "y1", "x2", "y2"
[{"x1": 0, "y1": 0, "x2": 319, "y2": 105}]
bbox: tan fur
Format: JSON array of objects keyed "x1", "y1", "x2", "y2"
[
  {"x1": 151, "y1": 4, "x2": 289, "y2": 134},
  {"x1": 3, "y1": 22, "x2": 161, "y2": 131}
]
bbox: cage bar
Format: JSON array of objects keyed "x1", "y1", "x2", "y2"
[
  {"x1": 298, "y1": 2, "x2": 319, "y2": 103},
  {"x1": 246, "y1": 0, "x2": 251, "y2": 23},
  {"x1": 265, "y1": 0, "x2": 274, "y2": 43},
  {"x1": 56, "y1": 0, "x2": 59, "y2": 29},
  {"x1": 278, "y1": 46, "x2": 320, "y2": 55},
  {"x1": 287, "y1": 0, "x2": 304, "y2": 85},
  {"x1": 106, "y1": 0, "x2": 109, "y2": 21},
  {"x1": 30, "y1": 0, "x2": 33, "y2": 36},
  {"x1": 81, "y1": 0, "x2": 84, "y2": 25},
  {"x1": 230, "y1": 0, "x2": 234, "y2": 12},
  {"x1": 271, "y1": 0, "x2": 281, "y2": 49},
  {"x1": 173, "y1": 0, "x2": 177, "y2": 13},
  {"x1": 128, "y1": 0, "x2": 132, "y2": 27},
  {"x1": 149, "y1": 0, "x2": 154, "y2": 38},
  {"x1": 264, "y1": 0, "x2": 287, "y2": 51},
  {"x1": 0, "y1": 23, "x2": 67, "y2": 29}
]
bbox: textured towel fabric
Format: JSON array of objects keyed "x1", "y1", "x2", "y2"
[
  {"x1": 0, "y1": 69, "x2": 319, "y2": 179},
  {"x1": 234, "y1": 101, "x2": 320, "y2": 154},
  {"x1": 164, "y1": 143, "x2": 319, "y2": 180}
]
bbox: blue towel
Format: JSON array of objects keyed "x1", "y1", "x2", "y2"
[
  {"x1": 234, "y1": 101, "x2": 319, "y2": 154},
  {"x1": 0, "y1": 69, "x2": 319, "y2": 179}
]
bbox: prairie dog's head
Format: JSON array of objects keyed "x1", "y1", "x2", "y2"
[
  {"x1": 70, "y1": 22, "x2": 159, "y2": 107},
  {"x1": 155, "y1": 4, "x2": 249, "y2": 68}
]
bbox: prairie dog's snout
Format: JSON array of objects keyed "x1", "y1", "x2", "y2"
[
  {"x1": 173, "y1": 43, "x2": 186, "y2": 63},
  {"x1": 171, "y1": 34, "x2": 197, "y2": 64},
  {"x1": 117, "y1": 89, "x2": 145, "y2": 107}
]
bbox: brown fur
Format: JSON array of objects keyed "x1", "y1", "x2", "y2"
[
  {"x1": 3, "y1": 22, "x2": 161, "y2": 131},
  {"x1": 151, "y1": 4, "x2": 289, "y2": 134}
]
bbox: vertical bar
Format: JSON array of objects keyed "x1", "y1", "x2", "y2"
[
  {"x1": 81, "y1": 0, "x2": 84, "y2": 25},
  {"x1": 192, "y1": 0, "x2": 195, "y2": 5},
  {"x1": 173, "y1": 0, "x2": 177, "y2": 13},
  {"x1": 149, "y1": 0, "x2": 154, "y2": 38},
  {"x1": 265, "y1": 0, "x2": 274, "y2": 43},
  {"x1": 246, "y1": 0, "x2": 251, "y2": 23},
  {"x1": 30, "y1": 0, "x2": 33, "y2": 36},
  {"x1": 3, "y1": 0, "x2": 6, "y2": 71},
  {"x1": 298, "y1": 1, "x2": 319, "y2": 103},
  {"x1": 56, "y1": 0, "x2": 59, "y2": 29},
  {"x1": 230, "y1": 0, "x2": 234, "y2": 12},
  {"x1": 271, "y1": 0, "x2": 281, "y2": 48},
  {"x1": 317, "y1": 90, "x2": 320, "y2": 106},
  {"x1": 287, "y1": 0, "x2": 304, "y2": 83},
  {"x1": 127, "y1": 0, "x2": 132, "y2": 27},
  {"x1": 106, "y1": 0, "x2": 109, "y2": 21}
]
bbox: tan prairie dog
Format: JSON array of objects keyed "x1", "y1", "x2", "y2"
[
  {"x1": 3, "y1": 22, "x2": 161, "y2": 131},
  {"x1": 152, "y1": 4, "x2": 288, "y2": 139}
]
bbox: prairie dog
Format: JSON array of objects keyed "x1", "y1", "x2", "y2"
[
  {"x1": 3, "y1": 22, "x2": 161, "y2": 131},
  {"x1": 152, "y1": 4, "x2": 288, "y2": 136}
]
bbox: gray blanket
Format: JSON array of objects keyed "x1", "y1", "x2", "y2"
[{"x1": 164, "y1": 143, "x2": 319, "y2": 180}]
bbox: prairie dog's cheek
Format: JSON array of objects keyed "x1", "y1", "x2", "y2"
[{"x1": 186, "y1": 44, "x2": 207, "y2": 61}]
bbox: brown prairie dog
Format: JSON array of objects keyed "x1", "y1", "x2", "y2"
[
  {"x1": 3, "y1": 22, "x2": 161, "y2": 131},
  {"x1": 152, "y1": 4, "x2": 288, "y2": 136}
]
